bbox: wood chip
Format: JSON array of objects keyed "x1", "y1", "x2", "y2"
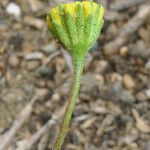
[
  {"x1": 123, "y1": 74, "x2": 135, "y2": 90},
  {"x1": 24, "y1": 16, "x2": 44, "y2": 29},
  {"x1": 24, "y1": 52, "x2": 44, "y2": 60},
  {"x1": 80, "y1": 117, "x2": 97, "y2": 129},
  {"x1": 132, "y1": 109, "x2": 150, "y2": 133},
  {"x1": 27, "y1": 0, "x2": 42, "y2": 13}
]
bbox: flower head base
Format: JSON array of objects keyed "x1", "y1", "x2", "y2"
[{"x1": 47, "y1": 1, "x2": 104, "y2": 57}]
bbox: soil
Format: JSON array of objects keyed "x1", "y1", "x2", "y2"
[{"x1": 0, "y1": 0, "x2": 150, "y2": 150}]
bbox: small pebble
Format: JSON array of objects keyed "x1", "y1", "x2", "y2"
[
  {"x1": 24, "y1": 16, "x2": 44, "y2": 29},
  {"x1": 93, "y1": 60, "x2": 108, "y2": 73},
  {"x1": 136, "y1": 92, "x2": 147, "y2": 102},
  {"x1": 8, "y1": 54, "x2": 20, "y2": 68},
  {"x1": 145, "y1": 89, "x2": 150, "y2": 99},
  {"x1": 26, "y1": 60, "x2": 40, "y2": 71},
  {"x1": 9, "y1": 32, "x2": 24, "y2": 49},
  {"x1": 0, "y1": 47, "x2": 5, "y2": 54},
  {"x1": 35, "y1": 79, "x2": 46, "y2": 88},
  {"x1": 46, "y1": 80, "x2": 54, "y2": 90},
  {"x1": 145, "y1": 59, "x2": 150, "y2": 71},
  {"x1": 106, "y1": 23, "x2": 118, "y2": 37},
  {"x1": 6, "y1": 2, "x2": 21, "y2": 19},
  {"x1": 95, "y1": 74, "x2": 104, "y2": 87},
  {"x1": 111, "y1": 73, "x2": 122, "y2": 83},
  {"x1": 119, "y1": 46, "x2": 128, "y2": 57},
  {"x1": 120, "y1": 90, "x2": 135, "y2": 104},
  {"x1": 41, "y1": 42, "x2": 58, "y2": 54},
  {"x1": 51, "y1": 93, "x2": 60, "y2": 102},
  {"x1": 35, "y1": 88, "x2": 49, "y2": 101},
  {"x1": 107, "y1": 81, "x2": 123, "y2": 102},
  {"x1": 81, "y1": 73, "x2": 98, "y2": 94},
  {"x1": 36, "y1": 66, "x2": 55, "y2": 79},
  {"x1": 123, "y1": 74, "x2": 135, "y2": 90}
]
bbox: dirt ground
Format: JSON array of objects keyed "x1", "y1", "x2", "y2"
[{"x1": 0, "y1": 0, "x2": 150, "y2": 150}]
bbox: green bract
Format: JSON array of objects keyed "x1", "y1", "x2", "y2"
[{"x1": 47, "y1": 1, "x2": 104, "y2": 57}]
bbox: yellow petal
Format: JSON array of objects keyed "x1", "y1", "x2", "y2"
[
  {"x1": 65, "y1": 3, "x2": 75, "y2": 17},
  {"x1": 98, "y1": 5, "x2": 104, "y2": 21},
  {"x1": 83, "y1": 1, "x2": 91, "y2": 17},
  {"x1": 82, "y1": 1, "x2": 98, "y2": 18},
  {"x1": 51, "y1": 6, "x2": 61, "y2": 26}
]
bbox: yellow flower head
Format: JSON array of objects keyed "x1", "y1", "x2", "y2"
[{"x1": 47, "y1": 1, "x2": 104, "y2": 56}]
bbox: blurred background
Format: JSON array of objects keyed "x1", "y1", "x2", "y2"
[{"x1": 0, "y1": 0, "x2": 150, "y2": 149}]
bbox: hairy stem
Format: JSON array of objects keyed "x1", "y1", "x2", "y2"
[{"x1": 53, "y1": 55, "x2": 85, "y2": 150}]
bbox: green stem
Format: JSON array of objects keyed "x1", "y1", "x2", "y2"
[{"x1": 53, "y1": 55, "x2": 85, "y2": 150}]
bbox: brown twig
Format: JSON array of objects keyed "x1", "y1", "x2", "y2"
[
  {"x1": 37, "y1": 131, "x2": 50, "y2": 150},
  {"x1": 110, "y1": 0, "x2": 148, "y2": 11},
  {"x1": 43, "y1": 50, "x2": 62, "y2": 66},
  {"x1": 22, "y1": 101, "x2": 67, "y2": 150},
  {"x1": 24, "y1": 120, "x2": 54, "y2": 150},
  {"x1": 0, "y1": 96, "x2": 37, "y2": 150},
  {"x1": 104, "y1": 5, "x2": 150, "y2": 56}
]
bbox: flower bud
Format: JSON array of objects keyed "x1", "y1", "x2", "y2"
[{"x1": 47, "y1": 1, "x2": 104, "y2": 57}]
